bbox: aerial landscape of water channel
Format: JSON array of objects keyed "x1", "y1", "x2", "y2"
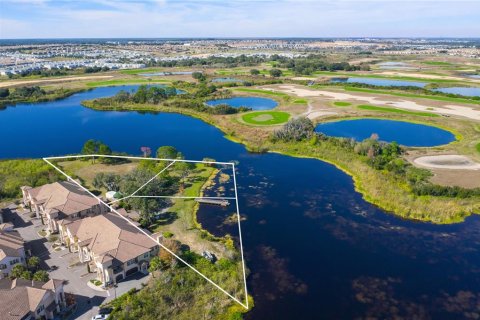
[
  {"x1": 1, "y1": 1, "x2": 480, "y2": 319},
  {"x1": 1, "y1": 85, "x2": 480, "y2": 319}
]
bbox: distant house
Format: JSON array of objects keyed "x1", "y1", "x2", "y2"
[
  {"x1": 61, "y1": 212, "x2": 159, "y2": 286},
  {"x1": 0, "y1": 278, "x2": 66, "y2": 320},
  {"x1": 21, "y1": 181, "x2": 108, "y2": 233},
  {"x1": 0, "y1": 229, "x2": 27, "y2": 279}
]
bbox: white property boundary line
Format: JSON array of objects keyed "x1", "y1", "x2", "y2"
[
  {"x1": 108, "y1": 160, "x2": 177, "y2": 204},
  {"x1": 42, "y1": 154, "x2": 249, "y2": 310}
]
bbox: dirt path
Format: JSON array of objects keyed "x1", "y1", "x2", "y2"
[
  {"x1": 0, "y1": 75, "x2": 114, "y2": 88},
  {"x1": 299, "y1": 101, "x2": 336, "y2": 120}
]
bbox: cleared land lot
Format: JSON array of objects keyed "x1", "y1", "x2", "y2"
[{"x1": 0, "y1": 75, "x2": 114, "y2": 88}]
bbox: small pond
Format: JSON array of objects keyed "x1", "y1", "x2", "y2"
[
  {"x1": 211, "y1": 77, "x2": 244, "y2": 83},
  {"x1": 331, "y1": 77, "x2": 427, "y2": 88},
  {"x1": 433, "y1": 87, "x2": 480, "y2": 97},
  {"x1": 206, "y1": 96, "x2": 278, "y2": 110},
  {"x1": 377, "y1": 62, "x2": 416, "y2": 70},
  {"x1": 315, "y1": 119, "x2": 455, "y2": 147}
]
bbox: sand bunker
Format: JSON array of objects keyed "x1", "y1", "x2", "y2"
[
  {"x1": 269, "y1": 85, "x2": 480, "y2": 121},
  {"x1": 414, "y1": 155, "x2": 480, "y2": 170},
  {"x1": 307, "y1": 111, "x2": 337, "y2": 119}
]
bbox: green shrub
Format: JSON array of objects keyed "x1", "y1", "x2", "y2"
[
  {"x1": 163, "y1": 231, "x2": 174, "y2": 238},
  {"x1": 272, "y1": 117, "x2": 314, "y2": 142}
]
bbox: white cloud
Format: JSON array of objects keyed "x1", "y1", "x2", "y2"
[{"x1": 1, "y1": 0, "x2": 479, "y2": 38}]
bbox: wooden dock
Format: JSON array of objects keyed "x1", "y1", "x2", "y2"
[{"x1": 195, "y1": 198, "x2": 230, "y2": 207}]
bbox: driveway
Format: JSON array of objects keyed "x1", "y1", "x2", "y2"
[{"x1": 2, "y1": 204, "x2": 151, "y2": 320}]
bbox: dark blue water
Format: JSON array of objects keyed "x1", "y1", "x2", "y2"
[
  {"x1": 206, "y1": 97, "x2": 278, "y2": 110},
  {"x1": 2, "y1": 86, "x2": 480, "y2": 319},
  {"x1": 433, "y1": 87, "x2": 480, "y2": 97},
  {"x1": 316, "y1": 119, "x2": 455, "y2": 147},
  {"x1": 0, "y1": 86, "x2": 222, "y2": 159},
  {"x1": 331, "y1": 77, "x2": 427, "y2": 88},
  {"x1": 211, "y1": 77, "x2": 244, "y2": 83}
]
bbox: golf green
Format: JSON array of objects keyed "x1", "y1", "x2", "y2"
[{"x1": 241, "y1": 111, "x2": 290, "y2": 125}]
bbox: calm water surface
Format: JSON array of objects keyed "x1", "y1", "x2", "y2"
[
  {"x1": 315, "y1": 119, "x2": 455, "y2": 147},
  {"x1": 206, "y1": 96, "x2": 278, "y2": 110},
  {"x1": 434, "y1": 87, "x2": 480, "y2": 97},
  {"x1": 1, "y1": 86, "x2": 480, "y2": 319},
  {"x1": 377, "y1": 62, "x2": 416, "y2": 70},
  {"x1": 211, "y1": 77, "x2": 244, "y2": 83},
  {"x1": 331, "y1": 77, "x2": 427, "y2": 88}
]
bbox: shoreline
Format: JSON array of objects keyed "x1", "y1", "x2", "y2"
[{"x1": 81, "y1": 100, "x2": 479, "y2": 224}]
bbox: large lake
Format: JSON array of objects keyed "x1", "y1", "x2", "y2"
[
  {"x1": 315, "y1": 119, "x2": 456, "y2": 147},
  {"x1": 331, "y1": 77, "x2": 427, "y2": 88},
  {"x1": 2, "y1": 86, "x2": 480, "y2": 319},
  {"x1": 206, "y1": 96, "x2": 278, "y2": 110}
]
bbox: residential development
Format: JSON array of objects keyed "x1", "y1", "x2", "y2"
[
  {"x1": 21, "y1": 181, "x2": 108, "y2": 233},
  {"x1": 60, "y1": 212, "x2": 159, "y2": 286},
  {"x1": 0, "y1": 228, "x2": 26, "y2": 279},
  {"x1": 0, "y1": 277, "x2": 66, "y2": 320}
]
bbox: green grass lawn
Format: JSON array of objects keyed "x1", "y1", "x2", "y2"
[
  {"x1": 422, "y1": 61, "x2": 452, "y2": 66},
  {"x1": 293, "y1": 98, "x2": 308, "y2": 104},
  {"x1": 215, "y1": 68, "x2": 249, "y2": 75},
  {"x1": 333, "y1": 101, "x2": 352, "y2": 107},
  {"x1": 234, "y1": 88, "x2": 288, "y2": 97},
  {"x1": 241, "y1": 111, "x2": 290, "y2": 125},
  {"x1": 155, "y1": 164, "x2": 215, "y2": 230},
  {"x1": 357, "y1": 104, "x2": 439, "y2": 117},
  {"x1": 86, "y1": 78, "x2": 170, "y2": 87},
  {"x1": 344, "y1": 87, "x2": 480, "y2": 105}
]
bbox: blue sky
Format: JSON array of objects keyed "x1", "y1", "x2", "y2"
[{"x1": 1, "y1": 0, "x2": 479, "y2": 39}]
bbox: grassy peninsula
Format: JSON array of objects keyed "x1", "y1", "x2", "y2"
[{"x1": 80, "y1": 81, "x2": 480, "y2": 224}]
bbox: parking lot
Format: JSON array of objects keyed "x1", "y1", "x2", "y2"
[{"x1": 2, "y1": 204, "x2": 151, "y2": 320}]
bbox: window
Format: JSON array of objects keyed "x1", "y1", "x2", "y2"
[
  {"x1": 0, "y1": 264, "x2": 6, "y2": 270},
  {"x1": 127, "y1": 259, "x2": 136, "y2": 266},
  {"x1": 9, "y1": 259, "x2": 19, "y2": 265},
  {"x1": 37, "y1": 305, "x2": 45, "y2": 313},
  {"x1": 143, "y1": 253, "x2": 149, "y2": 259}
]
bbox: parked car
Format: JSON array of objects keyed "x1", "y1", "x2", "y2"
[
  {"x1": 91, "y1": 315, "x2": 109, "y2": 320},
  {"x1": 99, "y1": 307, "x2": 113, "y2": 315}
]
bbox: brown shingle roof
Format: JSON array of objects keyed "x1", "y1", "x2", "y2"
[
  {"x1": 0, "y1": 230, "x2": 24, "y2": 260},
  {"x1": 0, "y1": 278, "x2": 62, "y2": 320},
  {"x1": 69, "y1": 212, "x2": 157, "y2": 264},
  {"x1": 42, "y1": 279, "x2": 64, "y2": 291},
  {"x1": 27, "y1": 181, "x2": 100, "y2": 217}
]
